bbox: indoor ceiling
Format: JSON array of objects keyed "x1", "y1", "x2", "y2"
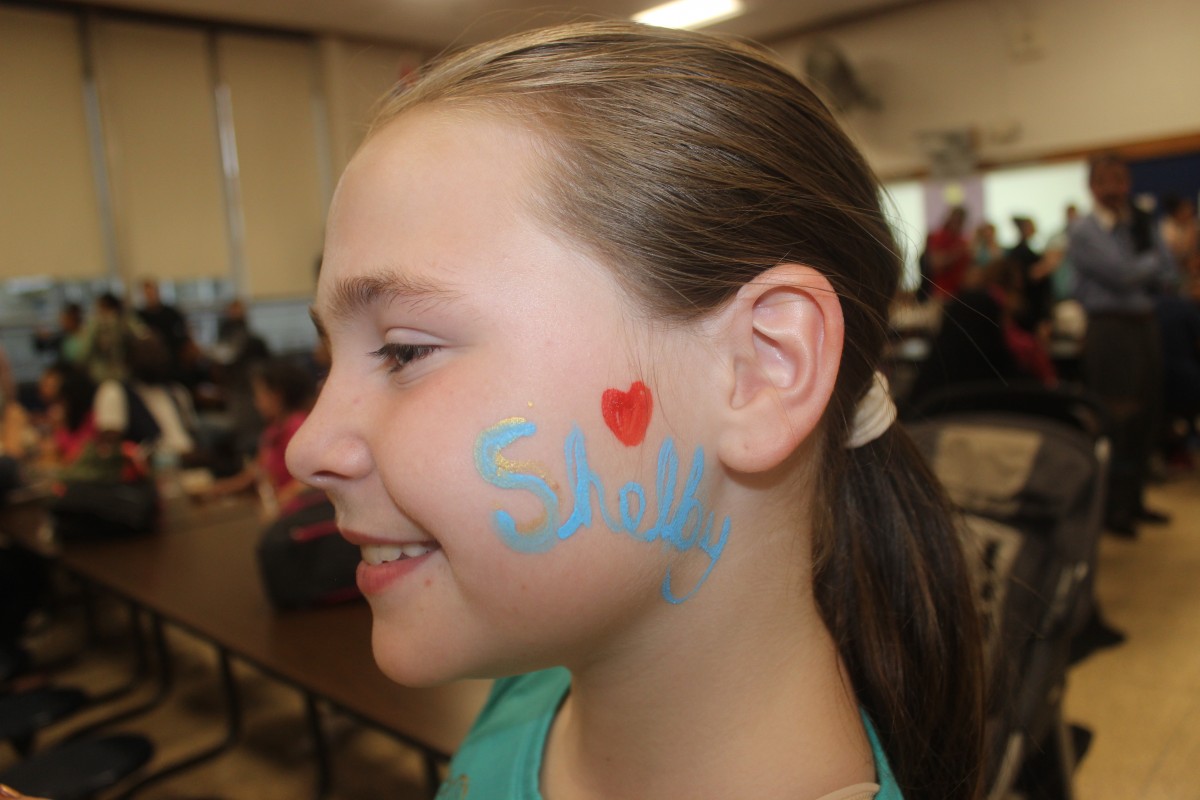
[{"x1": 59, "y1": 0, "x2": 925, "y2": 50}]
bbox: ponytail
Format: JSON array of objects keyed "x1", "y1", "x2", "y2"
[{"x1": 813, "y1": 424, "x2": 986, "y2": 800}]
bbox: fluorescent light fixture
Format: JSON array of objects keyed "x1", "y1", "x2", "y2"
[{"x1": 633, "y1": 0, "x2": 744, "y2": 29}]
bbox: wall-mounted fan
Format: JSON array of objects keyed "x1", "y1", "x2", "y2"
[
  {"x1": 804, "y1": 39, "x2": 880, "y2": 113},
  {"x1": 915, "y1": 128, "x2": 979, "y2": 178}
]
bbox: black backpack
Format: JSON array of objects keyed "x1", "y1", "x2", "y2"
[{"x1": 256, "y1": 491, "x2": 362, "y2": 610}]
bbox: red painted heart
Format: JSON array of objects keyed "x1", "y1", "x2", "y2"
[{"x1": 601, "y1": 381, "x2": 653, "y2": 447}]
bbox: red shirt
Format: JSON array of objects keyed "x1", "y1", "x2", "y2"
[
  {"x1": 54, "y1": 412, "x2": 97, "y2": 465},
  {"x1": 926, "y1": 228, "x2": 970, "y2": 299},
  {"x1": 259, "y1": 410, "x2": 307, "y2": 495}
]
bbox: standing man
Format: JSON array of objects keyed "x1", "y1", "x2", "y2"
[
  {"x1": 138, "y1": 279, "x2": 189, "y2": 367},
  {"x1": 1069, "y1": 154, "x2": 1176, "y2": 536}
]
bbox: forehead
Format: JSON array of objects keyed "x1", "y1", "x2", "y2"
[
  {"x1": 326, "y1": 107, "x2": 533, "y2": 251},
  {"x1": 314, "y1": 105, "x2": 626, "y2": 329}
]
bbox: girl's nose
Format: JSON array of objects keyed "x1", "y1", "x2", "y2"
[{"x1": 285, "y1": 375, "x2": 372, "y2": 490}]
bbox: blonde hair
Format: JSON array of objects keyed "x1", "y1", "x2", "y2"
[{"x1": 369, "y1": 22, "x2": 983, "y2": 798}]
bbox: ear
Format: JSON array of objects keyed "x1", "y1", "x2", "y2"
[{"x1": 714, "y1": 263, "x2": 844, "y2": 473}]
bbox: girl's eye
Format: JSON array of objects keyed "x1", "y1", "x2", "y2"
[{"x1": 369, "y1": 343, "x2": 439, "y2": 374}]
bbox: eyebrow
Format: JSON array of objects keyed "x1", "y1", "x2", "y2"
[{"x1": 311, "y1": 269, "x2": 460, "y2": 335}]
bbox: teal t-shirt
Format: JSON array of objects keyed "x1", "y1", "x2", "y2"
[{"x1": 436, "y1": 667, "x2": 902, "y2": 799}]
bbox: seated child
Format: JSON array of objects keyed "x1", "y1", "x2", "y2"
[{"x1": 204, "y1": 358, "x2": 317, "y2": 517}]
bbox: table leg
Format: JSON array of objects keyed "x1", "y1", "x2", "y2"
[
  {"x1": 303, "y1": 693, "x2": 333, "y2": 800},
  {"x1": 66, "y1": 610, "x2": 174, "y2": 741},
  {"x1": 112, "y1": 641, "x2": 242, "y2": 799}
]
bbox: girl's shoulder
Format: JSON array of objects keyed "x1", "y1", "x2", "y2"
[
  {"x1": 861, "y1": 712, "x2": 903, "y2": 800},
  {"x1": 438, "y1": 672, "x2": 904, "y2": 800},
  {"x1": 437, "y1": 669, "x2": 569, "y2": 800},
  {"x1": 477, "y1": 667, "x2": 571, "y2": 721}
]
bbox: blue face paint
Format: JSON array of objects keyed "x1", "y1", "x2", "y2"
[
  {"x1": 558, "y1": 426, "x2": 621, "y2": 540},
  {"x1": 618, "y1": 482, "x2": 647, "y2": 535},
  {"x1": 474, "y1": 418, "x2": 731, "y2": 603},
  {"x1": 473, "y1": 418, "x2": 559, "y2": 554}
]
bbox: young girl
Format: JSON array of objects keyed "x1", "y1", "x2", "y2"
[
  {"x1": 204, "y1": 358, "x2": 315, "y2": 516},
  {"x1": 286, "y1": 21, "x2": 984, "y2": 800}
]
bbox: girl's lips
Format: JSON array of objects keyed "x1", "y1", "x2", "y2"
[{"x1": 355, "y1": 548, "x2": 439, "y2": 596}]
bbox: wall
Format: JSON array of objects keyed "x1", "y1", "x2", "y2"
[
  {"x1": 320, "y1": 37, "x2": 422, "y2": 181},
  {"x1": 772, "y1": 0, "x2": 1200, "y2": 178},
  {"x1": 0, "y1": 3, "x2": 425, "y2": 295},
  {"x1": 0, "y1": 4, "x2": 425, "y2": 381},
  {"x1": 0, "y1": 9, "x2": 108, "y2": 280}
]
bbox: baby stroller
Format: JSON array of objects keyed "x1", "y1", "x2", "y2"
[{"x1": 904, "y1": 382, "x2": 1110, "y2": 800}]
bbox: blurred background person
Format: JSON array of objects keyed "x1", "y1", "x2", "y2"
[
  {"x1": 1068, "y1": 154, "x2": 1178, "y2": 537},
  {"x1": 907, "y1": 256, "x2": 1057, "y2": 410},
  {"x1": 1049, "y1": 204, "x2": 1082, "y2": 303},
  {"x1": 1008, "y1": 215, "x2": 1064, "y2": 336},
  {"x1": 32, "y1": 301, "x2": 85, "y2": 368},
  {"x1": 136, "y1": 279, "x2": 190, "y2": 375},
  {"x1": 0, "y1": 345, "x2": 35, "y2": 500},
  {"x1": 923, "y1": 205, "x2": 972, "y2": 301},
  {"x1": 962, "y1": 220, "x2": 1005, "y2": 291},
  {"x1": 1155, "y1": 281, "x2": 1200, "y2": 470},
  {"x1": 202, "y1": 357, "x2": 314, "y2": 519},
  {"x1": 208, "y1": 299, "x2": 270, "y2": 461},
  {"x1": 37, "y1": 361, "x2": 158, "y2": 473},
  {"x1": 1159, "y1": 193, "x2": 1199, "y2": 290},
  {"x1": 78, "y1": 292, "x2": 149, "y2": 385},
  {"x1": 126, "y1": 335, "x2": 198, "y2": 465}
]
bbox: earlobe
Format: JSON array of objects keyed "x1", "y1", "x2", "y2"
[{"x1": 717, "y1": 264, "x2": 844, "y2": 473}]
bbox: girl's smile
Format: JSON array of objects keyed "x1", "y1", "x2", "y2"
[
  {"x1": 355, "y1": 546, "x2": 440, "y2": 596},
  {"x1": 339, "y1": 527, "x2": 443, "y2": 596}
]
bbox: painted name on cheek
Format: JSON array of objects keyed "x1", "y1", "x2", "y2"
[{"x1": 473, "y1": 417, "x2": 731, "y2": 604}]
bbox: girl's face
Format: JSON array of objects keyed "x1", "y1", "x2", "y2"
[
  {"x1": 251, "y1": 379, "x2": 284, "y2": 423},
  {"x1": 286, "y1": 107, "x2": 726, "y2": 687},
  {"x1": 38, "y1": 371, "x2": 63, "y2": 405}
]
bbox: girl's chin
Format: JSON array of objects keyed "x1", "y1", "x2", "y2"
[
  {"x1": 373, "y1": 657, "x2": 453, "y2": 689},
  {"x1": 370, "y1": 623, "x2": 497, "y2": 688},
  {"x1": 370, "y1": 629, "x2": 545, "y2": 688}
]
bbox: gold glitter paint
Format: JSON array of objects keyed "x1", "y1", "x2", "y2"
[{"x1": 484, "y1": 416, "x2": 560, "y2": 536}]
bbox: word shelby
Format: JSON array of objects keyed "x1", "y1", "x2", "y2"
[{"x1": 475, "y1": 417, "x2": 730, "y2": 604}]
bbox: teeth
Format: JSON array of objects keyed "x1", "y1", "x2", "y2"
[
  {"x1": 362, "y1": 545, "x2": 403, "y2": 566},
  {"x1": 400, "y1": 543, "x2": 435, "y2": 558},
  {"x1": 360, "y1": 543, "x2": 438, "y2": 565}
]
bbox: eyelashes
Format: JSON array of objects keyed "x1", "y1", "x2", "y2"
[{"x1": 369, "y1": 342, "x2": 440, "y2": 374}]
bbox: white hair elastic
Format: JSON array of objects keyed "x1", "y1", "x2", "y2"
[{"x1": 845, "y1": 370, "x2": 897, "y2": 449}]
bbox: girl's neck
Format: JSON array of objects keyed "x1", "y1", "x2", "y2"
[{"x1": 540, "y1": 552, "x2": 875, "y2": 800}]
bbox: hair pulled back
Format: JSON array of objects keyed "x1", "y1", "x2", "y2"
[{"x1": 371, "y1": 21, "x2": 984, "y2": 798}]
